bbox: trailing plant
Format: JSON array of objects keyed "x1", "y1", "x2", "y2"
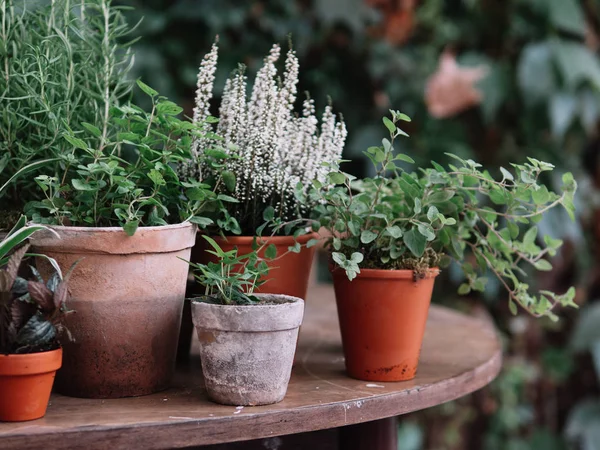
[
  {"x1": 0, "y1": 227, "x2": 73, "y2": 354},
  {"x1": 0, "y1": 0, "x2": 135, "y2": 224},
  {"x1": 25, "y1": 82, "x2": 232, "y2": 235},
  {"x1": 312, "y1": 111, "x2": 578, "y2": 319},
  {"x1": 189, "y1": 235, "x2": 269, "y2": 305},
  {"x1": 179, "y1": 41, "x2": 347, "y2": 236}
]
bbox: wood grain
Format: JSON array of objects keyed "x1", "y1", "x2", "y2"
[{"x1": 0, "y1": 284, "x2": 502, "y2": 449}]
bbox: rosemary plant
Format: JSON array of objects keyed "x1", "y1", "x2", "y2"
[{"x1": 0, "y1": 0, "x2": 134, "y2": 226}]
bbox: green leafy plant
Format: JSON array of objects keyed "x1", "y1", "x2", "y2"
[
  {"x1": 0, "y1": 0, "x2": 134, "y2": 224},
  {"x1": 25, "y1": 82, "x2": 231, "y2": 235},
  {"x1": 312, "y1": 111, "x2": 578, "y2": 319},
  {"x1": 188, "y1": 235, "x2": 269, "y2": 305}
]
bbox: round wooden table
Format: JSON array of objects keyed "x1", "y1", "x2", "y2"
[{"x1": 0, "y1": 284, "x2": 501, "y2": 450}]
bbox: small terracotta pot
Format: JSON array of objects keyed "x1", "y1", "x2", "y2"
[
  {"x1": 192, "y1": 233, "x2": 318, "y2": 299},
  {"x1": 0, "y1": 348, "x2": 62, "y2": 421},
  {"x1": 191, "y1": 294, "x2": 304, "y2": 406},
  {"x1": 331, "y1": 267, "x2": 439, "y2": 382},
  {"x1": 31, "y1": 223, "x2": 196, "y2": 398}
]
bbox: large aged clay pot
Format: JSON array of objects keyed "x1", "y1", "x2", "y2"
[
  {"x1": 191, "y1": 294, "x2": 304, "y2": 406},
  {"x1": 331, "y1": 267, "x2": 439, "y2": 382},
  {"x1": 31, "y1": 223, "x2": 196, "y2": 398},
  {"x1": 0, "y1": 348, "x2": 62, "y2": 421}
]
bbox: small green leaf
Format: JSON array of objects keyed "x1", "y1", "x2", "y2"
[
  {"x1": 222, "y1": 170, "x2": 236, "y2": 192},
  {"x1": 386, "y1": 225, "x2": 402, "y2": 239},
  {"x1": 350, "y1": 252, "x2": 364, "y2": 264},
  {"x1": 81, "y1": 122, "x2": 101, "y2": 137},
  {"x1": 500, "y1": 167, "x2": 514, "y2": 181},
  {"x1": 72, "y1": 179, "x2": 94, "y2": 191},
  {"x1": 332, "y1": 252, "x2": 346, "y2": 266},
  {"x1": 217, "y1": 194, "x2": 239, "y2": 203},
  {"x1": 427, "y1": 206, "x2": 439, "y2": 222},
  {"x1": 189, "y1": 216, "x2": 213, "y2": 227},
  {"x1": 306, "y1": 239, "x2": 320, "y2": 248},
  {"x1": 265, "y1": 244, "x2": 277, "y2": 260},
  {"x1": 123, "y1": 220, "x2": 139, "y2": 236},
  {"x1": 395, "y1": 153, "x2": 415, "y2": 164},
  {"x1": 458, "y1": 283, "x2": 471, "y2": 295},
  {"x1": 328, "y1": 172, "x2": 346, "y2": 185},
  {"x1": 413, "y1": 198, "x2": 422, "y2": 214},
  {"x1": 63, "y1": 133, "x2": 88, "y2": 150},
  {"x1": 148, "y1": 169, "x2": 166, "y2": 186},
  {"x1": 263, "y1": 206, "x2": 275, "y2": 221},
  {"x1": 383, "y1": 116, "x2": 396, "y2": 133},
  {"x1": 360, "y1": 230, "x2": 378, "y2": 244},
  {"x1": 403, "y1": 228, "x2": 426, "y2": 257},
  {"x1": 534, "y1": 259, "x2": 553, "y2": 271},
  {"x1": 136, "y1": 79, "x2": 158, "y2": 97}
]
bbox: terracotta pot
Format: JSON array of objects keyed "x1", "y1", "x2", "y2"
[
  {"x1": 0, "y1": 348, "x2": 62, "y2": 421},
  {"x1": 192, "y1": 233, "x2": 317, "y2": 299},
  {"x1": 331, "y1": 267, "x2": 439, "y2": 382},
  {"x1": 191, "y1": 294, "x2": 304, "y2": 406},
  {"x1": 31, "y1": 223, "x2": 196, "y2": 398}
]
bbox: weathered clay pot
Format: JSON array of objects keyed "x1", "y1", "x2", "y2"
[
  {"x1": 331, "y1": 267, "x2": 439, "y2": 382},
  {"x1": 191, "y1": 294, "x2": 304, "y2": 406},
  {"x1": 0, "y1": 348, "x2": 62, "y2": 421},
  {"x1": 31, "y1": 223, "x2": 196, "y2": 398}
]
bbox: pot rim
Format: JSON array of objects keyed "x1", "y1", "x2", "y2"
[
  {"x1": 30, "y1": 221, "x2": 197, "y2": 254},
  {"x1": 330, "y1": 266, "x2": 440, "y2": 280},
  {"x1": 35, "y1": 221, "x2": 194, "y2": 233},
  {"x1": 0, "y1": 347, "x2": 63, "y2": 375},
  {"x1": 208, "y1": 232, "x2": 319, "y2": 246},
  {"x1": 190, "y1": 293, "x2": 303, "y2": 308},
  {"x1": 191, "y1": 293, "x2": 305, "y2": 332}
]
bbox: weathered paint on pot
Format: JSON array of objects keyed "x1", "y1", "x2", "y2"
[
  {"x1": 191, "y1": 294, "x2": 304, "y2": 406},
  {"x1": 0, "y1": 348, "x2": 62, "y2": 421},
  {"x1": 31, "y1": 223, "x2": 196, "y2": 399},
  {"x1": 192, "y1": 233, "x2": 318, "y2": 300},
  {"x1": 331, "y1": 267, "x2": 439, "y2": 382}
]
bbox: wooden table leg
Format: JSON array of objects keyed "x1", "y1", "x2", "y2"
[{"x1": 338, "y1": 417, "x2": 398, "y2": 450}]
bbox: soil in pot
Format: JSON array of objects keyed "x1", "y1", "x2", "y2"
[
  {"x1": 0, "y1": 348, "x2": 62, "y2": 421},
  {"x1": 331, "y1": 267, "x2": 439, "y2": 382},
  {"x1": 31, "y1": 223, "x2": 196, "y2": 399},
  {"x1": 191, "y1": 294, "x2": 304, "y2": 406}
]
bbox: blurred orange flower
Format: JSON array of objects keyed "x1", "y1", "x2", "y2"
[{"x1": 366, "y1": 0, "x2": 417, "y2": 46}]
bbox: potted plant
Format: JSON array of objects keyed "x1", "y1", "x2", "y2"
[
  {"x1": 0, "y1": 0, "x2": 133, "y2": 231},
  {"x1": 24, "y1": 82, "x2": 229, "y2": 398},
  {"x1": 189, "y1": 236, "x2": 304, "y2": 406},
  {"x1": 179, "y1": 41, "x2": 346, "y2": 300},
  {"x1": 312, "y1": 111, "x2": 578, "y2": 382},
  {"x1": 0, "y1": 220, "x2": 72, "y2": 421}
]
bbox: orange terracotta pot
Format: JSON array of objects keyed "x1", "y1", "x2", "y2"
[
  {"x1": 0, "y1": 348, "x2": 62, "y2": 421},
  {"x1": 31, "y1": 223, "x2": 196, "y2": 398},
  {"x1": 331, "y1": 267, "x2": 439, "y2": 382},
  {"x1": 192, "y1": 233, "x2": 318, "y2": 300}
]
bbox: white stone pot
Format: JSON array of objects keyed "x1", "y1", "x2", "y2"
[{"x1": 191, "y1": 294, "x2": 304, "y2": 406}]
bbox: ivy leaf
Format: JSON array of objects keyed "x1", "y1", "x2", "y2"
[
  {"x1": 265, "y1": 244, "x2": 277, "y2": 260},
  {"x1": 350, "y1": 252, "x2": 364, "y2": 264},
  {"x1": 288, "y1": 242, "x2": 301, "y2": 253},
  {"x1": 403, "y1": 229, "x2": 426, "y2": 257},
  {"x1": 360, "y1": 230, "x2": 378, "y2": 244}
]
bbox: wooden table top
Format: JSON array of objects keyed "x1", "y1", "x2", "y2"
[{"x1": 0, "y1": 284, "x2": 502, "y2": 450}]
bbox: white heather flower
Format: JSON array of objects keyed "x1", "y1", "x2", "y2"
[{"x1": 180, "y1": 43, "x2": 347, "y2": 234}]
